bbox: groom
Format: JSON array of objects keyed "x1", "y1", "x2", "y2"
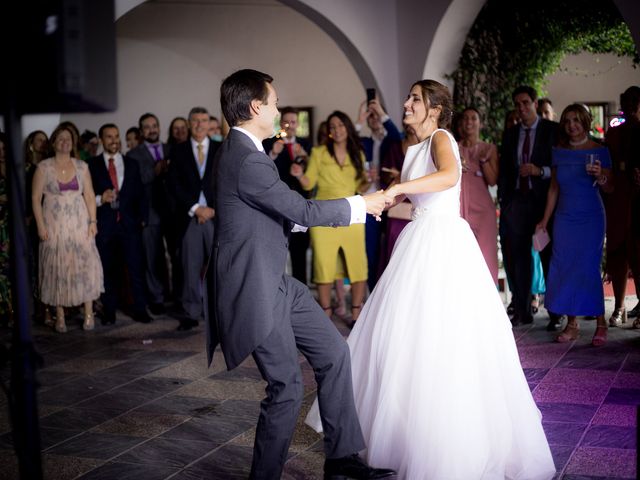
[{"x1": 206, "y1": 69, "x2": 395, "y2": 480}]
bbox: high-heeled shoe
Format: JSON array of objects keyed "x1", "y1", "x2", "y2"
[
  {"x1": 556, "y1": 323, "x2": 579, "y2": 343},
  {"x1": 632, "y1": 318, "x2": 640, "y2": 329},
  {"x1": 592, "y1": 325, "x2": 608, "y2": 346},
  {"x1": 608, "y1": 308, "x2": 627, "y2": 327},
  {"x1": 83, "y1": 312, "x2": 95, "y2": 331}
]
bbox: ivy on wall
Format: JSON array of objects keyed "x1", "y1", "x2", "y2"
[{"x1": 449, "y1": 0, "x2": 639, "y2": 144}]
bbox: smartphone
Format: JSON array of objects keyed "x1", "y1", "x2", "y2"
[{"x1": 366, "y1": 88, "x2": 376, "y2": 104}]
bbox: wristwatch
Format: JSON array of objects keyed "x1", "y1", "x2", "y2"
[{"x1": 538, "y1": 167, "x2": 544, "y2": 177}]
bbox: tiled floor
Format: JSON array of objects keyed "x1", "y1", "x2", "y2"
[{"x1": 0, "y1": 297, "x2": 638, "y2": 480}]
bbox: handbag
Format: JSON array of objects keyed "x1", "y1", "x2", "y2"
[
  {"x1": 532, "y1": 228, "x2": 550, "y2": 252},
  {"x1": 387, "y1": 201, "x2": 413, "y2": 220}
]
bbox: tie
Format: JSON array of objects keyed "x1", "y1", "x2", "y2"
[
  {"x1": 197, "y1": 143, "x2": 205, "y2": 166},
  {"x1": 108, "y1": 157, "x2": 119, "y2": 193},
  {"x1": 151, "y1": 144, "x2": 162, "y2": 162},
  {"x1": 520, "y1": 128, "x2": 531, "y2": 192},
  {"x1": 286, "y1": 143, "x2": 295, "y2": 161},
  {"x1": 108, "y1": 157, "x2": 120, "y2": 221}
]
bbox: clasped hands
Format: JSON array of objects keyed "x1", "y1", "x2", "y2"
[{"x1": 363, "y1": 186, "x2": 400, "y2": 221}]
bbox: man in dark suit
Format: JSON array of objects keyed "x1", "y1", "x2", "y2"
[
  {"x1": 207, "y1": 69, "x2": 394, "y2": 480},
  {"x1": 127, "y1": 113, "x2": 172, "y2": 315},
  {"x1": 263, "y1": 106, "x2": 312, "y2": 284},
  {"x1": 356, "y1": 97, "x2": 402, "y2": 291},
  {"x1": 499, "y1": 85, "x2": 560, "y2": 329},
  {"x1": 169, "y1": 107, "x2": 220, "y2": 331},
  {"x1": 89, "y1": 124, "x2": 152, "y2": 325}
]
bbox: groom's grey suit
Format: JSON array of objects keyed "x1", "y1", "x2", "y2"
[{"x1": 207, "y1": 128, "x2": 365, "y2": 479}]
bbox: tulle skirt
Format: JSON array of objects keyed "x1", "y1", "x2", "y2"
[{"x1": 306, "y1": 211, "x2": 555, "y2": 480}]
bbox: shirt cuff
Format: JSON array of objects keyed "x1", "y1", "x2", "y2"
[
  {"x1": 291, "y1": 224, "x2": 308, "y2": 233},
  {"x1": 189, "y1": 203, "x2": 200, "y2": 217},
  {"x1": 95, "y1": 195, "x2": 102, "y2": 207},
  {"x1": 381, "y1": 114, "x2": 390, "y2": 123},
  {"x1": 346, "y1": 195, "x2": 366, "y2": 224},
  {"x1": 355, "y1": 123, "x2": 363, "y2": 133},
  {"x1": 541, "y1": 166, "x2": 550, "y2": 179}
]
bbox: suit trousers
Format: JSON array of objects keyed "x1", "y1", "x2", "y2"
[
  {"x1": 289, "y1": 230, "x2": 310, "y2": 285},
  {"x1": 142, "y1": 223, "x2": 166, "y2": 304},
  {"x1": 501, "y1": 193, "x2": 554, "y2": 319},
  {"x1": 181, "y1": 218, "x2": 214, "y2": 319},
  {"x1": 249, "y1": 275, "x2": 365, "y2": 479},
  {"x1": 96, "y1": 225, "x2": 146, "y2": 314}
]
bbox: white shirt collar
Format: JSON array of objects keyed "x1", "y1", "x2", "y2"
[
  {"x1": 232, "y1": 126, "x2": 265, "y2": 152},
  {"x1": 190, "y1": 136, "x2": 210, "y2": 149}
]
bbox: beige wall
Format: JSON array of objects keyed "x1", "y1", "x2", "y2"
[
  {"x1": 62, "y1": 1, "x2": 364, "y2": 143},
  {"x1": 544, "y1": 52, "x2": 640, "y2": 120}
]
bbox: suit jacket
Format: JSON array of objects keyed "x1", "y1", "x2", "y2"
[
  {"x1": 168, "y1": 139, "x2": 221, "y2": 241},
  {"x1": 262, "y1": 136, "x2": 312, "y2": 196},
  {"x1": 127, "y1": 142, "x2": 171, "y2": 224},
  {"x1": 88, "y1": 154, "x2": 147, "y2": 236},
  {"x1": 498, "y1": 118, "x2": 558, "y2": 214},
  {"x1": 360, "y1": 117, "x2": 402, "y2": 168},
  {"x1": 207, "y1": 129, "x2": 351, "y2": 370}
]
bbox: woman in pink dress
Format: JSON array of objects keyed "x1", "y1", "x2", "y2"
[
  {"x1": 32, "y1": 124, "x2": 103, "y2": 333},
  {"x1": 459, "y1": 107, "x2": 499, "y2": 283}
]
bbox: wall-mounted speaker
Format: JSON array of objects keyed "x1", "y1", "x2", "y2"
[{"x1": 2, "y1": 0, "x2": 117, "y2": 114}]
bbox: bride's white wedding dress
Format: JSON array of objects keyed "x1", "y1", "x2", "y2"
[{"x1": 305, "y1": 129, "x2": 555, "y2": 479}]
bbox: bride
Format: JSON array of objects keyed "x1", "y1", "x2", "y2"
[{"x1": 306, "y1": 80, "x2": 556, "y2": 480}]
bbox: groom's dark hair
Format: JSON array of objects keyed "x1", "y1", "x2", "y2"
[{"x1": 221, "y1": 69, "x2": 273, "y2": 127}]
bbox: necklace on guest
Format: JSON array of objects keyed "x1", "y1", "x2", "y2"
[{"x1": 569, "y1": 137, "x2": 589, "y2": 146}]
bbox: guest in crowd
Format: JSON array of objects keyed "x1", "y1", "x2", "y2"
[
  {"x1": 80, "y1": 130, "x2": 100, "y2": 160},
  {"x1": 24, "y1": 130, "x2": 49, "y2": 168},
  {"x1": 31, "y1": 124, "x2": 103, "y2": 332},
  {"x1": 264, "y1": 107, "x2": 311, "y2": 285},
  {"x1": 169, "y1": 107, "x2": 219, "y2": 331},
  {"x1": 89, "y1": 124, "x2": 151, "y2": 325},
  {"x1": 167, "y1": 116, "x2": 189, "y2": 147},
  {"x1": 536, "y1": 104, "x2": 612, "y2": 345},
  {"x1": 458, "y1": 107, "x2": 499, "y2": 284},
  {"x1": 128, "y1": 113, "x2": 172, "y2": 315},
  {"x1": 125, "y1": 126, "x2": 141, "y2": 152},
  {"x1": 499, "y1": 86, "x2": 560, "y2": 329},
  {"x1": 538, "y1": 98, "x2": 556, "y2": 121},
  {"x1": 208, "y1": 115, "x2": 223, "y2": 142},
  {"x1": 292, "y1": 111, "x2": 369, "y2": 321},
  {"x1": 604, "y1": 85, "x2": 640, "y2": 327},
  {"x1": 356, "y1": 97, "x2": 402, "y2": 291}
]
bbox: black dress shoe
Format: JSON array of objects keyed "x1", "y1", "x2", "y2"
[
  {"x1": 132, "y1": 310, "x2": 153, "y2": 323},
  {"x1": 176, "y1": 318, "x2": 199, "y2": 331},
  {"x1": 511, "y1": 312, "x2": 533, "y2": 326},
  {"x1": 148, "y1": 303, "x2": 166, "y2": 315},
  {"x1": 100, "y1": 310, "x2": 116, "y2": 325},
  {"x1": 324, "y1": 454, "x2": 396, "y2": 480}
]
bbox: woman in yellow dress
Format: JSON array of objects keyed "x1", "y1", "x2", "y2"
[{"x1": 293, "y1": 111, "x2": 369, "y2": 321}]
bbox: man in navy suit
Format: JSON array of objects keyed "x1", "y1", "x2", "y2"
[
  {"x1": 499, "y1": 85, "x2": 560, "y2": 329},
  {"x1": 88, "y1": 124, "x2": 151, "y2": 325},
  {"x1": 263, "y1": 106, "x2": 312, "y2": 284},
  {"x1": 169, "y1": 107, "x2": 220, "y2": 331}
]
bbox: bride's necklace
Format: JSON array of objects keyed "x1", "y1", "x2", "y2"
[{"x1": 569, "y1": 137, "x2": 589, "y2": 147}]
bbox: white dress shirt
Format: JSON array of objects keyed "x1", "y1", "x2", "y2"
[{"x1": 95, "y1": 152, "x2": 124, "y2": 206}]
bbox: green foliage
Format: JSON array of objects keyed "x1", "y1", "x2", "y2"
[{"x1": 450, "y1": 0, "x2": 639, "y2": 144}]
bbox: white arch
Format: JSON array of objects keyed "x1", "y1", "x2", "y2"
[{"x1": 422, "y1": 0, "x2": 485, "y2": 87}]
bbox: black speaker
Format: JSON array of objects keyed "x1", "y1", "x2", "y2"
[{"x1": 2, "y1": 0, "x2": 117, "y2": 114}]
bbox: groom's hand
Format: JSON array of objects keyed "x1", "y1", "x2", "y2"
[{"x1": 363, "y1": 190, "x2": 387, "y2": 220}]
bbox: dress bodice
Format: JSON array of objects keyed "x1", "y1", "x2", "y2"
[{"x1": 401, "y1": 129, "x2": 461, "y2": 219}]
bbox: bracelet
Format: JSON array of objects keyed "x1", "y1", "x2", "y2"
[
  {"x1": 88, "y1": 220, "x2": 97, "y2": 224},
  {"x1": 597, "y1": 175, "x2": 608, "y2": 185}
]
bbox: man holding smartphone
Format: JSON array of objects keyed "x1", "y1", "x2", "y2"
[{"x1": 356, "y1": 91, "x2": 402, "y2": 291}]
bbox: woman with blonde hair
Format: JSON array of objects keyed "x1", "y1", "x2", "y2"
[
  {"x1": 537, "y1": 104, "x2": 612, "y2": 345},
  {"x1": 32, "y1": 124, "x2": 103, "y2": 332}
]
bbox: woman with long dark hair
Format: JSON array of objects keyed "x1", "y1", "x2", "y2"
[{"x1": 292, "y1": 110, "x2": 369, "y2": 321}]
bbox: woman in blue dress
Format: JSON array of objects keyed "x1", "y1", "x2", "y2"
[{"x1": 536, "y1": 104, "x2": 612, "y2": 346}]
